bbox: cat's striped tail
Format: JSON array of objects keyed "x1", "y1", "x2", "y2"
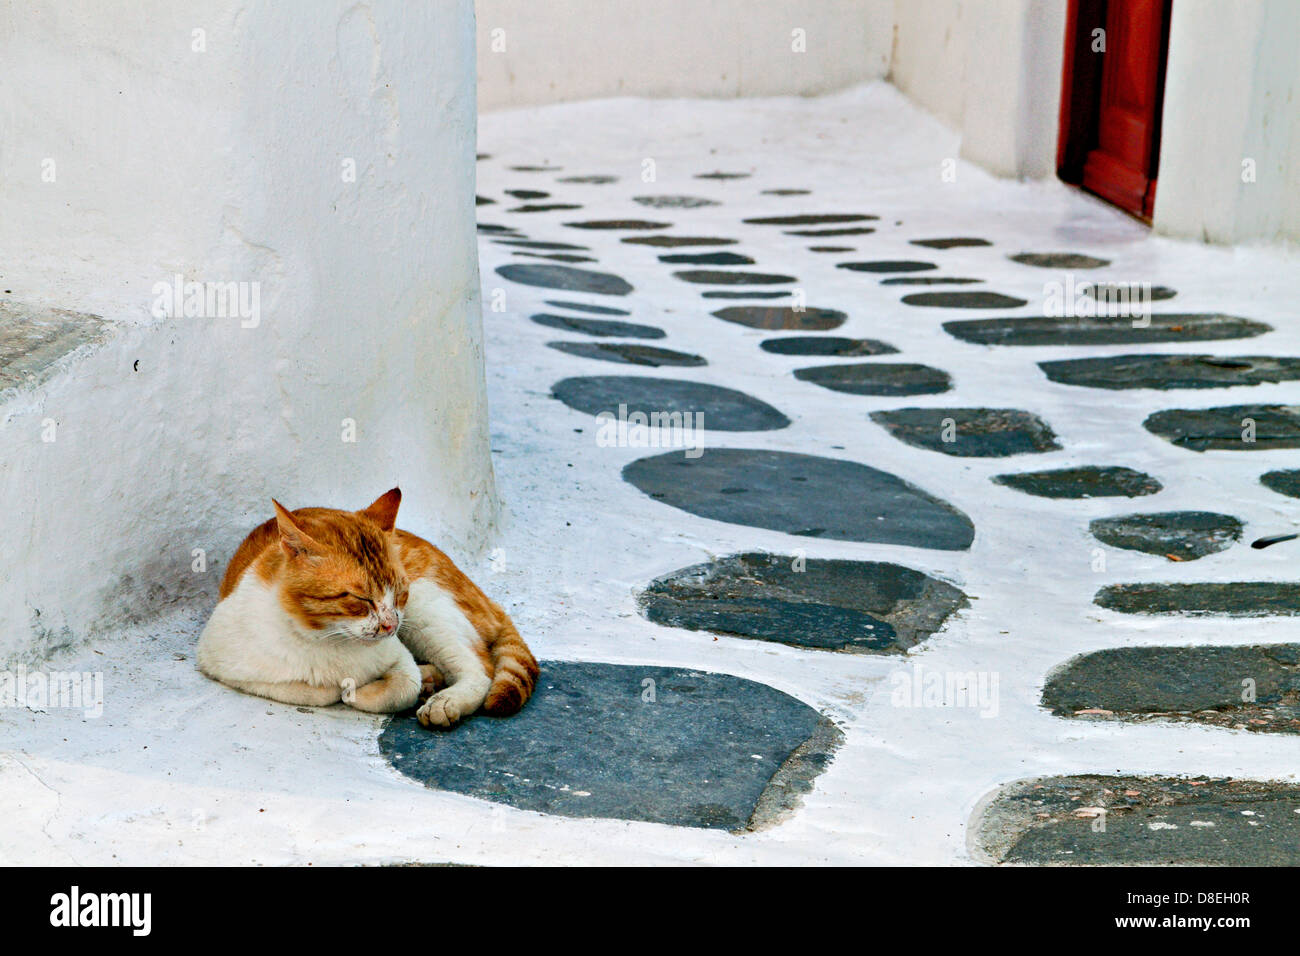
[{"x1": 483, "y1": 616, "x2": 539, "y2": 716}]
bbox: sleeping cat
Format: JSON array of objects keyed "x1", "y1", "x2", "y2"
[{"x1": 196, "y1": 489, "x2": 537, "y2": 728}]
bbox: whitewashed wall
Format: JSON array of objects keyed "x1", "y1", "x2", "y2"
[
  {"x1": 890, "y1": 0, "x2": 1068, "y2": 180},
  {"x1": 0, "y1": 0, "x2": 494, "y2": 662},
  {"x1": 1154, "y1": 0, "x2": 1300, "y2": 244},
  {"x1": 475, "y1": 0, "x2": 894, "y2": 110}
]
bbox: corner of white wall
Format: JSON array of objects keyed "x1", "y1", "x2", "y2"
[
  {"x1": 0, "y1": 0, "x2": 496, "y2": 663},
  {"x1": 889, "y1": 0, "x2": 1066, "y2": 181}
]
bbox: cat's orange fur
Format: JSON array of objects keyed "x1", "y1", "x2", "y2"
[{"x1": 216, "y1": 489, "x2": 538, "y2": 719}]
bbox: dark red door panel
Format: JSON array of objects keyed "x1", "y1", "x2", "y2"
[{"x1": 1059, "y1": 0, "x2": 1172, "y2": 220}]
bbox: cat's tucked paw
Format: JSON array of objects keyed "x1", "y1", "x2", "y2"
[
  {"x1": 418, "y1": 663, "x2": 446, "y2": 698},
  {"x1": 416, "y1": 690, "x2": 464, "y2": 729}
]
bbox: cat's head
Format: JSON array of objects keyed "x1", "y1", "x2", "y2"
[{"x1": 271, "y1": 488, "x2": 410, "y2": 642}]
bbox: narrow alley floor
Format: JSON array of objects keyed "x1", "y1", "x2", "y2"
[
  {"x1": 470, "y1": 82, "x2": 1300, "y2": 864},
  {"x1": 4, "y1": 83, "x2": 1300, "y2": 866}
]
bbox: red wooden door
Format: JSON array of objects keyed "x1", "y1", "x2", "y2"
[{"x1": 1058, "y1": 0, "x2": 1172, "y2": 220}]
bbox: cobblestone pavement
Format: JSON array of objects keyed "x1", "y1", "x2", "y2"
[{"x1": 466, "y1": 83, "x2": 1300, "y2": 864}]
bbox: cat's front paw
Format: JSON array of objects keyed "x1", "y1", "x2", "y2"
[{"x1": 416, "y1": 690, "x2": 464, "y2": 729}]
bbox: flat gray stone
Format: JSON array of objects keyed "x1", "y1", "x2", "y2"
[
  {"x1": 744, "y1": 214, "x2": 875, "y2": 226},
  {"x1": 1090, "y1": 511, "x2": 1242, "y2": 559},
  {"x1": 911, "y1": 237, "x2": 992, "y2": 249},
  {"x1": 712, "y1": 305, "x2": 846, "y2": 331},
  {"x1": 517, "y1": 252, "x2": 598, "y2": 264},
  {"x1": 1095, "y1": 582, "x2": 1300, "y2": 616},
  {"x1": 658, "y1": 252, "x2": 755, "y2": 265},
  {"x1": 945, "y1": 313, "x2": 1270, "y2": 345},
  {"x1": 1042, "y1": 643, "x2": 1300, "y2": 733},
  {"x1": 674, "y1": 270, "x2": 796, "y2": 285},
  {"x1": 634, "y1": 195, "x2": 720, "y2": 208},
  {"x1": 973, "y1": 775, "x2": 1300, "y2": 865},
  {"x1": 494, "y1": 239, "x2": 590, "y2": 250},
  {"x1": 547, "y1": 341, "x2": 705, "y2": 367},
  {"x1": 871, "y1": 407, "x2": 1061, "y2": 457},
  {"x1": 513, "y1": 252, "x2": 596, "y2": 263},
  {"x1": 639, "y1": 552, "x2": 967, "y2": 653},
  {"x1": 992, "y1": 466, "x2": 1162, "y2": 499},
  {"x1": 623, "y1": 448, "x2": 975, "y2": 549},
  {"x1": 0, "y1": 301, "x2": 113, "y2": 394},
  {"x1": 558, "y1": 175, "x2": 618, "y2": 184},
  {"x1": 531, "y1": 313, "x2": 665, "y2": 339},
  {"x1": 838, "y1": 260, "x2": 937, "y2": 273},
  {"x1": 496, "y1": 263, "x2": 632, "y2": 296},
  {"x1": 881, "y1": 277, "x2": 984, "y2": 285},
  {"x1": 1081, "y1": 282, "x2": 1176, "y2": 303},
  {"x1": 564, "y1": 219, "x2": 671, "y2": 230},
  {"x1": 544, "y1": 300, "x2": 630, "y2": 315},
  {"x1": 1262, "y1": 469, "x2": 1300, "y2": 499},
  {"x1": 702, "y1": 291, "x2": 790, "y2": 299},
  {"x1": 551, "y1": 376, "x2": 790, "y2": 431},
  {"x1": 1144, "y1": 405, "x2": 1300, "y2": 451},
  {"x1": 794, "y1": 362, "x2": 952, "y2": 396},
  {"x1": 509, "y1": 203, "x2": 582, "y2": 213},
  {"x1": 902, "y1": 291, "x2": 1030, "y2": 309},
  {"x1": 760, "y1": 336, "x2": 898, "y2": 357},
  {"x1": 1009, "y1": 252, "x2": 1110, "y2": 269},
  {"x1": 622, "y1": 236, "x2": 738, "y2": 247},
  {"x1": 379, "y1": 661, "x2": 839, "y2": 831},
  {"x1": 784, "y1": 226, "x2": 876, "y2": 237},
  {"x1": 1041, "y1": 354, "x2": 1300, "y2": 390}
]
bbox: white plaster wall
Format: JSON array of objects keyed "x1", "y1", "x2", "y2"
[
  {"x1": 0, "y1": 1, "x2": 494, "y2": 662},
  {"x1": 890, "y1": 0, "x2": 966, "y2": 131},
  {"x1": 889, "y1": 0, "x2": 1066, "y2": 179},
  {"x1": 475, "y1": 0, "x2": 894, "y2": 110},
  {"x1": 1154, "y1": 0, "x2": 1300, "y2": 244}
]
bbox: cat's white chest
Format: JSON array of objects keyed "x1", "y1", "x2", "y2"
[{"x1": 197, "y1": 573, "x2": 402, "y2": 688}]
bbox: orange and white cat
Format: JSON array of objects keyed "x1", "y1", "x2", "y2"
[{"x1": 196, "y1": 489, "x2": 537, "y2": 728}]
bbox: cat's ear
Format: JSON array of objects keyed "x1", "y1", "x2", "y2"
[
  {"x1": 359, "y1": 487, "x2": 401, "y2": 532},
  {"x1": 272, "y1": 499, "x2": 320, "y2": 558}
]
